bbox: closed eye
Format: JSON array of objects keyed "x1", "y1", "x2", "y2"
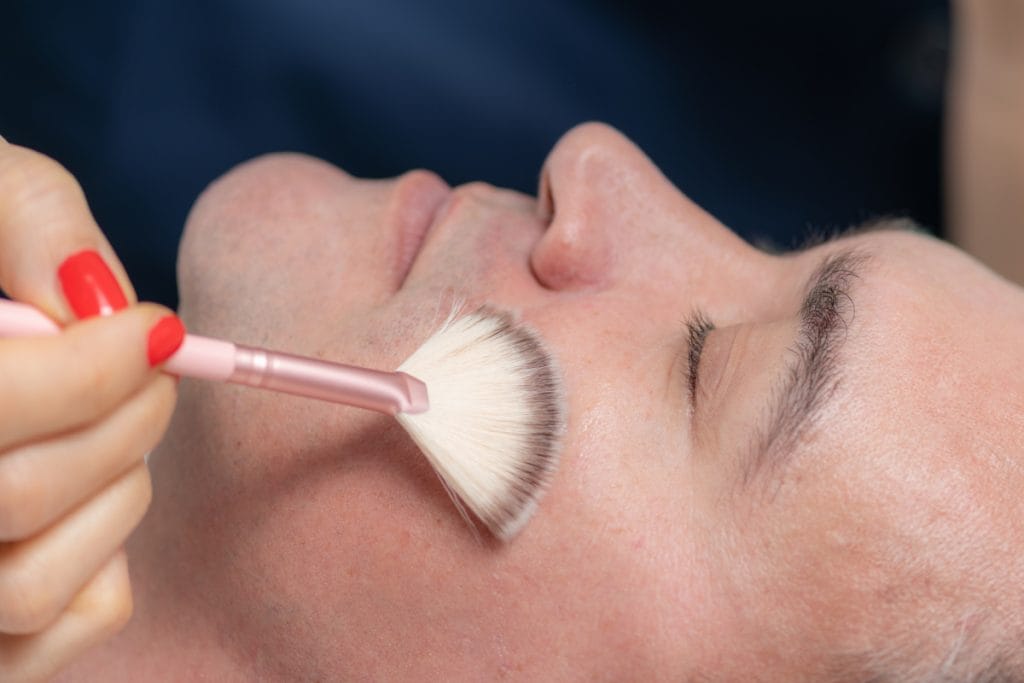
[{"x1": 684, "y1": 310, "x2": 715, "y2": 405}]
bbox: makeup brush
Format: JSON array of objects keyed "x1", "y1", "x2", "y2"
[{"x1": 0, "y1": 299, "x2": 563, "y2": 540}]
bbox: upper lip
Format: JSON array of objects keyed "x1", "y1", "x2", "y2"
[{"x1": 392, "y1": 175, "x2": 452, "y2": 289}]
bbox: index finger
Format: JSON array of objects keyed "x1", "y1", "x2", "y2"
[{"x1": 0, "y1": 140, "x2": 136, "y2": 322}]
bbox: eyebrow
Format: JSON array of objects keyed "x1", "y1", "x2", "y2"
[{"x1": 740, "y1": 248, "x2": 870, "y2": 490}]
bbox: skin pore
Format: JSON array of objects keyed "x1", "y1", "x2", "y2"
[{"x1": 59, "y1": 123, "x2": 1024, "y2": 681}]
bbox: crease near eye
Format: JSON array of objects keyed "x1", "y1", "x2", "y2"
[{"x1": 684, "y1": 310, "x2": 715, "y2": 404}]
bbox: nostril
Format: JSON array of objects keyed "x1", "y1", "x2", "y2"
[{"x1": 529, "y1": 213, "x2": 613, "y2": 292}]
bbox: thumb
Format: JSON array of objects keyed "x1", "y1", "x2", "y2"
[{"x1": 0, "y1": 139, "x2": 136, "y2": 322}]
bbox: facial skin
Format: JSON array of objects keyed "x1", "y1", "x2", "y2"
[{"x1": 61, "y1": 124, "x2": 1024, "y2": 681}]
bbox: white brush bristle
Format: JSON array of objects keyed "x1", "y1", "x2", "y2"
[{"x1": 396, "y1": 309, "x2": 564, "y2": 541}]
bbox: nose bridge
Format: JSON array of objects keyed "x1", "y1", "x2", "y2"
[{"x1": 532, "y1": 123, "x2": 764, "y2": 295}]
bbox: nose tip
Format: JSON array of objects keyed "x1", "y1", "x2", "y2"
[
  {"x1": 534, "y1": 123, "x2": 634, "y2": 227},
  {"x1": 531, "y1": 122, "x2": 765, "y2": 293},
  {"x1": 531, "y1": 123, "x2": 689, "y2": 291},
  {"x1": 530, "y1": 124, "x2": 647, "y2": 291},
  {"x1": 542, "y1": 122, "x2": 644, "y2": 173}
]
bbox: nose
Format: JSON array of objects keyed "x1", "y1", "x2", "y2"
[{"x1": 531, "y1": 123, "x2": 759, "y2": 292}]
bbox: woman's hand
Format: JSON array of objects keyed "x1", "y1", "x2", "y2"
[{"x1": 0, "y1": 138, "x2": 183, "y2": 681}]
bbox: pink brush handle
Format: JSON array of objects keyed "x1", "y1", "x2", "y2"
[
  {"x1": 0, "y1": 299, "x2": 427, "y2": 415},
  {"x1": 0, "y1": 299, "x2": 65, "y2": 335}
]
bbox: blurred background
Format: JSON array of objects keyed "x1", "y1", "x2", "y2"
[{"x1": 0, "y1": 1, "x2": 956, "y2": 307}]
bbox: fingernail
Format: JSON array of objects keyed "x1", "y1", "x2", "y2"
[
  {"x1": 147, "y1": 315, "x2": 186, "y2": 367},
  {"x1": 58, "y1": 249, "x2": 128, "y2": 318}
]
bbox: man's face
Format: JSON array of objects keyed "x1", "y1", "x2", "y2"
[{"x1": 139, "y1": 124, "x2": 1024, "y2": 680}]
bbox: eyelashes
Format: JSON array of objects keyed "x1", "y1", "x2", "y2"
[{"x1": 684, "y1": 310, "x2": 715, "y2": 401}]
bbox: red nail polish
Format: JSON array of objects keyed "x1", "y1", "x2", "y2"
[
  {"x1": 147, "y1": 315, "x2": 186, "y2": 367},
  {"x1": 58, "y1": 250, "x2": 128, "y2": 318}
]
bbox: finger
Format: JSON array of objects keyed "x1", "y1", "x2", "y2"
[
  {"x1": 0, "y1": 550, "x2": 132, "y2": 682},
  {"x1": 0, "y1": 373, "x2": 175, "y2": 541},
  {"x1": 0, "y1": 465, "x2": 151, "y2": 634},
  {"x1": 0, "y1": 141, "x2": 135, "y2": 321},
  {"x1": 0, "y1": 304, "x2": 184, "y2": 450}
]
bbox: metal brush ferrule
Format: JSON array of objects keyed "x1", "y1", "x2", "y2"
[{"x1": 229, "y1": 344, "x2": 429, "y2": 415}]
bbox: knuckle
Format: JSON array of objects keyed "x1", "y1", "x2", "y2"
[
  {"x1": 111, "y1": 382, "x2": 175, "y2": 475},
  {"x1": 0, "y1": 562, "x2": 57, "y2": 634},
  {"x1": 91, "y1": 575, "x2": 134, "y2": 635},
  {"x1": 75, "y1": 359, "x2": 109, "y2": 405},
  {"x1": 0, "y1": 149, "x2": 81, "y2": 217},
  {"x1": 132, "y1": 466, "x2": 153, "y2": 513},
  {"x1": 70, "y1": 556, "x2": 134, "y2": 636},
  {"x1": 145, "y1": 376, "x2": 179, "y2": 433},
  {"x1": 0, "y1": 458, "x2": 43, "y2": 540},
  {"x1": 61, "y1": 333, "x2": 116, "y2": 409}
]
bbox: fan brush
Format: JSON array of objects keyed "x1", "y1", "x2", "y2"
[{"x1": 0, "y1": 300, "x2": 564, "y2": 540}]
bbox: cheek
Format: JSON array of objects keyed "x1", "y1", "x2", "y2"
[
  {"x1": 527, "y1": 298, "x2": 692, "y2": 538},
  {"x1": 532, "y1": 388, "x2": 714, "y2": 667},
  {"x1": 525, "y1": 294, "x2": 695, "y2": 484}
]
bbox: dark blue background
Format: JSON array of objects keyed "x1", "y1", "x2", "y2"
[{"x1": 0, "y1": 1, "x2": 948, "y2": 307}]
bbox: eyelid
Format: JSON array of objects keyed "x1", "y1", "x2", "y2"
[{"x1": 684, "y1": 311, "x2": 715, "y2": 404}]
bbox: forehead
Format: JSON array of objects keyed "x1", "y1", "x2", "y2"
[{"x1": 839, "y1": 230, "x2": 1023, "y2": 368}]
